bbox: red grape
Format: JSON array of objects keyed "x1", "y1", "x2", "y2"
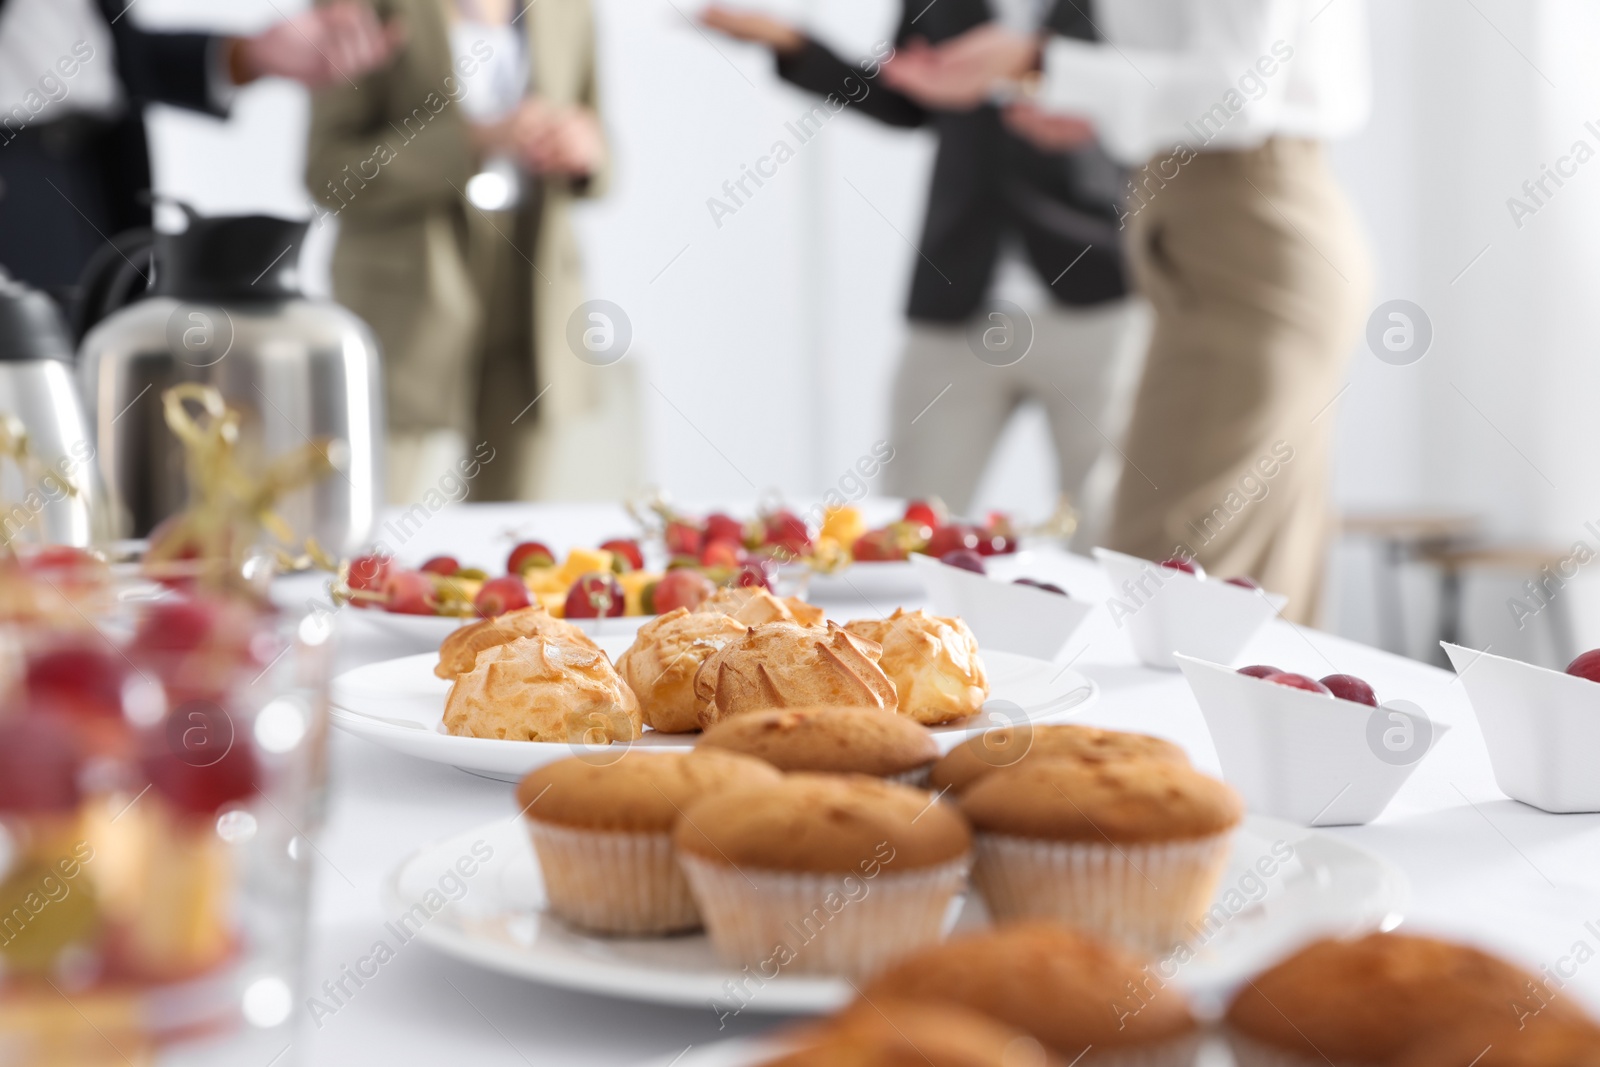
[
  {"x1": 903, "y1": 501, "x2": 940, "y2": 527},
  {"x1": 142, "y1": 735, "x2": 257, "y2": 817},
  {"x1": 1224, "y1": 576, "x2": 1262, "y2": 591},
  {"x1": 473, "y1": 576, "x2": 531, "y2": 617},
  {"x1": 735, "y1": 559, "x2": 777, "y2": 591},
  {"x1": 601, "y1": 539, "x2": 645, "y2": 572},
  {"x1": 664, "y1": 521, "x2": 703, "y2": 558},
  {"x1": 703, "y1": 513, "x2": 746, "y2": 547},
  {"x1": 941, "y1": 549, "x2": 986, "y2": 575},
  {"x1": 1566, "y1": 649, "x2": 1600, "y2": 683},
  {"x1": 852, "y1": 529, "x2": 907, "y2": 562},
  {"x1": 26, "y1": 642, "x2": 128, "y2": 720},
  {"x1": 651, "y1": 569, "x2": 715, "y2": 614},
  {"x1": 926, "y1": 525, "x2": 981, "y2": 558},
  {"x1": 507, "y1": 541, "x2": 556, "y2": 574},
  {"x1": 1321, "y1": 674, "x2": 1378, "y2": 706},
  {"x1": 565, "y1": 573, "x2": 625, "y2": 618},
  {"x1": 419, "y1": 556, "x2": 460, "y2": 576},
  {"x1": 384, "y1": 571, "x2": 436, "y2": 615},
  {"x1": 700, "y1": 540, "x2": 747, "y2": 569},
  {"x1": 1159, "y1": 558, "x2": 1205, "y2": 578},
  {"x1": 347, "y1": 553, "x2": 391, "y2": 598},
  {"x1": 0, "y1": 718, "x2": 81, "y2": 812},
  {"x1": 1236, "y1": 665, "x2": 1282, "y2": 679},
  {"x1": 1266, "y1": 673, "x2": 1332, "y2": 695}
]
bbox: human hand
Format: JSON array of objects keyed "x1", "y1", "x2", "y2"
[
  {"x1": 514, "y1": 101, "x2": 604, "y2": 178},
  {"x1": 235, "y1": 2, "x2": 404, "y2": 88},
  {"x1": 700, "y1": 5, "x2": 805, "y2": 54},
  {"x1": 1003, "y1": 100, "x2": 1095, "y2": 151},
  {"x1": 881, "y1": 24, "x2": 1039, "y2": 110}
]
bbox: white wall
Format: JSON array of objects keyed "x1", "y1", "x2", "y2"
[{"x1": 139, "y1": 0, "x2": 1600, "y2": 662}]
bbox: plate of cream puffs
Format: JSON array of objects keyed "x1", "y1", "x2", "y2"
[{"x1": 331, "y1": 587, "x2": 1098, "y2": 780}]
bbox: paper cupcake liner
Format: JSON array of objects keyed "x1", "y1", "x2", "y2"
[
  {"x1": 526, "y1": 821, "x2": 700, "y2": 936},
  {"x1": 679, "y1": 853, "x2": 971, "y2": 978},
  {"x1": 971, "y1": 831, "x2": 1234, "y2": 956},
  {"x1": 1224, "y1": 1030, "x2": 1367, "y2": 1067}
]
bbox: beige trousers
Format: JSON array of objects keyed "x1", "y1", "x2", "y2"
[
  {"x1": 1107, "y1": 139, "x2": 1371, "y2": 623},
  {"x1": 884, "y1": 298, "x2": 1151, "y2": 548}
]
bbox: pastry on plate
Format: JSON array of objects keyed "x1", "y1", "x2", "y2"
[
  {"x1": 517, "y1": 751, "x2": 779, "y2": 935},
  {"x1": 1227, "y1": 932, "x2": 1600, "y2": 1067},
  {"x1": 696, "y1": 587, "x2": 824, "y2": 627},
  {"x1": 443, "y1": 636, "x2": 642, "y2": 743},
  {"x1": 862, "y1": 922, "x2": 1200, "y2": 1063},
  {"x1": 930, "y1": 724, "x2": 1190, "y2": 794},
  {"x1": 675, "y1": 773, "x2": 971, "y2": 977},
  {"x1": 693, "y1": 622, "x2": 898, "y2": 729},
  {"x1": 960, "y1": 757, "x2": 1241, "y2": 955},
  {"x1": 616, "y1": 608, "x2": 747, "y2": 733},
  {"x1": 844, "y1": 609, "x2": 988, "y2": 725},
  {"x1": 435, "y1": 604, "x2": 597, "y2": 680},
  {"x1": 697, "y1": 705, "x2": 938, "y2": 782}
]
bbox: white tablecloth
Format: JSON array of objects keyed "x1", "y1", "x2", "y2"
[{"x1": 298, "y1": 503, "x2": 1600, "y2": 1065}]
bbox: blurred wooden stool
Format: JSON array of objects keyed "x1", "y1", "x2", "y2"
[
  {"x1": 1416, "y1": 543, "x2": 1579, "y2": 668},
  {"x1": 1340, "y1": 513, "x2": 1482, "y2": 656}
]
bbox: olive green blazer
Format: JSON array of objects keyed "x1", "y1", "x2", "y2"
[{"x1": 306, "y1": 0, "x2": 638, "y2": 499}]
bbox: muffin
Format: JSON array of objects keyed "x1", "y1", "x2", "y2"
[
  {"x1": 616, "y1": 608, "x2": 748, "y2": 733},
  {"x1": 759, "y1": 998, "x2": 1059, "y2": 1067},
  {"x1": 435, "y1": 604, "x2": 597, "y2": 679},
  {"x1": 443, "y1": 636, "x2": 642, "y2": 742},
  {"x1": 697, "y1": 587, "x2": 824, "y2": 627},
  {"x1": 1227, "y1": 933, "x2": 1599, "y2": 1066},
  {"x1": 1396, "y1": 1019, "x2": 1600, "y2": 1067},
  {"x1": 517, "y1": 751, "x2": 780, "y2": 934},
  {"x1": 863, "y1": 922, "x2": 1200, "y2": 1065},
  {"x1": 697, "y1": 706, "x2": 940, "y2": 783},
  {"x1": 674, "y1": 773, "x2": 971, "y2": 976},
  {"x1": 959, "y1": 758, "x2": 1241, "y2": 954},
  {"x1": 844, "y1": 609, "x2": 989, "y2": 725},
  {"x1": 693, "y1": 622, "x2": 898, "y2": 729},
  {"x1": 931, "y1": 725, "x2": 1190, "y2": 794}
]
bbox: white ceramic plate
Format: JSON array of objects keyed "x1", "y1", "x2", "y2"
[
  {"x1": 331, "y1": 635, "x2": 1097, "y2": 781},
  {"x1": 344, "y1": 607, "x2": 647, "y2": 654},
  {"x1": 804, "y1": 561, "x2": 923, "y2": 601},
  {"x1": 389, "y1": 815, "x2": 1406, "y2": 1015}
]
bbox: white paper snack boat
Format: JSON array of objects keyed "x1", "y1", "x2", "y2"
[
  {"x1": 1442, "y1": 642, "x2": 1600, "y2": 814},
  {"x1": 1176, "y1": 654, "x2": 1449, "y2": 826},
  {"x1": 1093, "y1": 548, "x2": 1286, "y2": 669},
  {"x1": 910, "y1": 554, "x2": 1095, "y2": 660}
]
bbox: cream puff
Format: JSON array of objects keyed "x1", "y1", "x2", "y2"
[
  {"x1": 693, "y1": 622, "x2": 898, "y2": 728},
  {"x1": 435, "y1": 604, "x2": 597, "y2": 680},
  {"x1": 845, "y1": 609, "x2": 989, "y2": 725},
  {"x1": 443, "y1": 636, "x2": 642, "y2": 743},
  {"x1": 616, "y1": 608, "x2": 748, "y2": 733},
  {"x1": 695, "y1": 587, "x2": 823, "y2": 628}
]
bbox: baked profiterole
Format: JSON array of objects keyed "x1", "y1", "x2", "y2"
[
  {"x1": 693, "y1": 622, "x2": 898, "y2": 729},
  {"x1": 758, "y1": 999, "x2": 1059, "y2": 1067},
  {"x1": 930, "y1": 724, "x2": 1190, "y2": 794},
  {"x1": 1226, "y1": 933, "x2": 1597, "y2": 1063},
  {"x1": 844, "y1": 609, "x2": 988, "y2": 725},
  {"x1": 435, "y1": 604, "x2": 598, "y2": 679},
  {"x1": 697, "y1": 706, "x2": 939, "y2": 779},
  {"x1": 863, "y1": 922, "x2": 1199, "y2": 1056},
  {"x1": 443, "y1": 636, "x2": 642, "y2": 742},
  {"x1": 696, "y1": 586, "x2": 824, "y2": 628},
  {"x1": 616, "y1": 608, "x2": 748, "y2": 733}
]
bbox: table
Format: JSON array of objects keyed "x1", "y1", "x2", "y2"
[{"x1": 300, "y1": 503, "x2": 1600, "y2": 1066}]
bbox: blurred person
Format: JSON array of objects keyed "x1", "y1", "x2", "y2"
[
  {"x1": 0, "y1": 0, "x2": 400, "y2": 302},
  {"x1": 881, "y1": 0, "x2": 1372, "y2": 620},
  {"x1": 702, "y1": 3, "x2": 1147, "y2": 544},
  {"x1": 307, "y1": 0, "x2": 637, "y2": 505}
]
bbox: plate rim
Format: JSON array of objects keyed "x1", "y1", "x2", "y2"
[{"x1": 385, "y1": 813, "x2": 1408, "y2": 1014}]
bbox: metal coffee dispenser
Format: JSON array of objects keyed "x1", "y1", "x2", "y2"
[{"x1": 77, "y1": 208, "x2": 382, "y2": 554}]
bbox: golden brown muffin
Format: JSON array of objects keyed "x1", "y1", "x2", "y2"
[
  {"x1": 443, "y1": 636, "x2": 642, "y2": 742},
  {"x1": 693, "y1": 622, "x2": 898, "y2": 729},
  {"x1": 697, "y1": 706, "x2": 939, "y2": 779},
  {"x1": 1227, "y1": 933, "x2": 1597, "y2": 1063},
  {"x1": 517, "y1": 750, "x2": 782, "y2": 832},
  {"x1": 760, "y1": 999, "x2": 1059, "y2": 1067},
  {"x1": 931, "y1": 724, "x2": 1190, "y2": 794},
  {"x1": 1395, "y1": 1019, "x2": 1600, "y2": 1067},
  {"x1": 959, "y1": 758, "x2": 1239, "y2": 843},
  {"x1": 517, "y1": 751, "x2": 780, "y2": 935},
  {"x1": 434, "y1": 604, "x2": 598, "y2": 679},
  {"x1": 675, "y1": 773, "x2": 969, "y2": 872},
  {"x1": 844, "y1": 609, "x2": 989, "y2": 725},
  {"x1": 696, "y1": 587, "x2": 820, "y2": 627},
  {"x1": 863, "y1": 922, "x2": 1199, "y2": 1055},
  {"x1": 615, "y1": 608, "x2": 748, "y2": 733},
  {"x1": 675, "y1": 774, "x2": 972, "y2": 977}
]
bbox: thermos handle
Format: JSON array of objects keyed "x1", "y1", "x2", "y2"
[{"x1": 72, "y1": 227, "x2": 158, "y2": 344}]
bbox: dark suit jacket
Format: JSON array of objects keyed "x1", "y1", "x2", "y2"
[
  {"x1": 0, "y1": 0, "x2": 220, "y2": 297},
  {"x1": 777, "y1": 0, "x2": 1128, "y2": 322}
]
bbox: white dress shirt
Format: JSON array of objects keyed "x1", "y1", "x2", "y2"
[
  {"x1": 1038, "y1": 0, "x2": 1371, "y2": 165},
  {"x1": 0, "y1": 0, "x2": 121, "y2": 125}
]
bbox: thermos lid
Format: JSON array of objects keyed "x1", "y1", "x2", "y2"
[
  {"x1": 0, "y1": 268, "x2": 75, "y2": 363},
  {"x1": 155, "y1": 214, "x2": 308, "y2": 302}
]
